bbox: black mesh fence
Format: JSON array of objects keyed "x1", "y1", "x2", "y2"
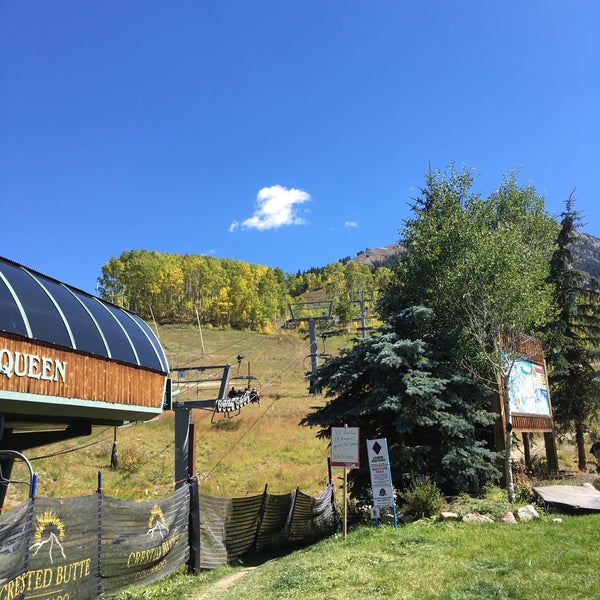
[
  {"x1": 289, "y1": 486, "x2": 339, "y2": 545},
  {"x1": 100, "y1": 484, "x2": 191, "y2": 596},
  {"x1": 0, "y1": 494, "x2": 103, "y2": 600},
  {"x1": 198, "y1": 484, "x2": 339, "y2": 569},
  {"x1": 196, "y1": 493, "x2": 231, "y2": 570},
  {"x1": 0, "y1": 498, "x2": 35, "y2": 599},
  {"x1": 0, "y1": 482, "x2": 338, "y2": 598},
  {"x1": 0, "y1": 484, "x2": 191, "y2": 599}
]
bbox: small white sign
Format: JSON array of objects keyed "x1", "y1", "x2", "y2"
[
  {"x1": 331, "y1": 427, "x2": 360, "y2": 468},
  {"x1": 367, "y1": 438, "x2": 395, "y2": 508}
]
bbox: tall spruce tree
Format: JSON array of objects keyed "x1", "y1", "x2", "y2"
[
  {"x1": 301, "y1": 306, "x2": 499, "y2": 495},
  {"x1": 544, "y1": 195, "x2": 600, "y2": 470}
]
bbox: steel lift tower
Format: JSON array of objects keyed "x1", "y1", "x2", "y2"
[{"x1": 287, "y1": 300, "x2": 334, "y2": 395}]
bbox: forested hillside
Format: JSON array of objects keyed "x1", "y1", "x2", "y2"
[
  {"x1": 98, "y1": 231, "x2": 600, "y2": 332},
  {"x1": 98, "y1": 249, "x2": 393, "y2": 331}
]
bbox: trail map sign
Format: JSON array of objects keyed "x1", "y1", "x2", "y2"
[
  {"x1": 330, "y1": 427, "x2": 360, "y2": 468},
  {"x1": 367, "y1": 438, "x2": 395, "y2": 508},
  {"x1": 508, "y1": 359, "x2": 551, "y2": 416}
]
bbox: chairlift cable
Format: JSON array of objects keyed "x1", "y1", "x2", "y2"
[
  {"x1": 201, "y1": 318, "x2": 338, "y2": 482},
  {"x1": 28, "y1": 427, "x2": 113, "y2": 461}
]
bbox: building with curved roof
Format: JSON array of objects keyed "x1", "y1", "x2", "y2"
[
  {"x1": 0, "y1": 256, "x2": 170, "y2": 451},
  {"x1": 0, "y1": 256, "x2": 168, "y2": 373}
]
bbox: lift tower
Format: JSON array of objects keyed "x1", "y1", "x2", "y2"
[{"x1": 287, "y1": 301, "x2": 334, "y2": 395}]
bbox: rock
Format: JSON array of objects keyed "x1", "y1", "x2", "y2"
[
  {"x1": 552, "y1": 518, "x2": 563, "y2": 524},
  {"x1": 502, "y1": 512, "x2": 518, "y2": 524},
  {"x1": 440, "y1": 511, "x2": 460, "y2": 521},
  {"x1": 514, "y1": 504, "x2": 540, "y2": 522},
  {"x1": 462, "y1": 513, "x2": 494, "y2": 523}
]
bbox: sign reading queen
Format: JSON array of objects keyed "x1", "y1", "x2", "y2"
[
  {"x1": 0, "y1": 348, "x2": 67, "y2": 383},
  {"x1": 507, "y1": 359, "x2": 550, "y2": 416}
]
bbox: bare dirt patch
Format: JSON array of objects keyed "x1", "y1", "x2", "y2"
[{"x1": 195, "y1": 568, "x2": 255, "y2": 600}]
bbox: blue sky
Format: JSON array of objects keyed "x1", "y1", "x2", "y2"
[{"x1": 2, "y1": 1, "x2": 599, "y2": 294}]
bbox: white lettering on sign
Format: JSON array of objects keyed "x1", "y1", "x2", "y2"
[{"x1": 0, "y1": 349, "x2": 67, "y2": 383}]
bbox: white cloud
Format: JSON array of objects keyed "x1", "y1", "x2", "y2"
[
  {"x1": 344, "y1": 220, "x2": 359, "y2": 228},
  {"x1": 230, "y1": 185, "x2": 310, "y2": 232}
]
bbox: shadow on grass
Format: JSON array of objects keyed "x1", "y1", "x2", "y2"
[{"x1": 230, "y1": 541, "x2": 318, "y2": 568}]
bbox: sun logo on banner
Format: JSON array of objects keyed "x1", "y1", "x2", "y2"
[
  {"x1": 147, "y1": 505, "x2": 169, "y2": 540},
  {"x1": 30, "y1": 510, "x2": 67, "y2": 563}
]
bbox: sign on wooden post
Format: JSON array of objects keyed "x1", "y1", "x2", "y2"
[
  {"x1": 331, "y1": 427, "x2": 360, "y2": 468},
  {"x1": 330, "y1": 426, "x2": 359, "y2": 540}
]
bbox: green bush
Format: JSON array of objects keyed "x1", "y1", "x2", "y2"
[
  {"x1": 449, "y1": 484, "x2": 512, "y2": 520},
  {"x1": 119, "y1": 444, "x2": 151, "y2": 474},
  {"x1": 399, "y1": 476, "x2": 444, "y2": 520}
]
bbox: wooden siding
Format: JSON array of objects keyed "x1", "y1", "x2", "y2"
[
  {"x1": 0, "y1": 332, "x2": 165, "y2": 409},
  {"x1": 512, "y1": 414, "x2": 554, "y2": 433},
  {"x1": 499, "y1": 330, "x2": 545, "y2": 363}
]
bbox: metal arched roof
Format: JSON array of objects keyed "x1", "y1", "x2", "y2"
[{"x1": 0, "y1": 256, "x2": 169, "y2": 373}]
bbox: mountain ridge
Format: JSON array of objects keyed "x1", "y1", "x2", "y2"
[{"x1": 351, "y1": 232, "x2": 600, "y2": 279}]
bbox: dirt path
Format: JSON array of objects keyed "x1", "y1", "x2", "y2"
[{"x1": 195, "y1": 568, "x2": 255, "y2": 599}]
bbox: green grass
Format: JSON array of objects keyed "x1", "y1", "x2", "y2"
[
  {"x1": 6, "y1": 324, "x2": 600, "y2": 599},
  {"x1": 4, "y1": 324, "x2": 352, "y2": 505},
  {"x1": 115, "y1": 514, "x2": 600, "y2": 600}
]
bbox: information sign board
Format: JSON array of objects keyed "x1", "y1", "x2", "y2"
[
  {"x1": 367, "y1": 438, "x2": 395, "y2": 508},
  {"x1": 330, "y1": 427, "x2": 360, "y2": 468},
  {"x1": 508, "y1": 359, "x2": 551, "y2": 416}
]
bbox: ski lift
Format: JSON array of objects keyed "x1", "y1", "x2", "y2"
[
  {"x1": 229, "y1": 357, "x2": 261, "y2": 390},
  {"x1": 170, "y1": 362, "x2": 262, "y2": 425},
  {"x1": 303, "y1": 331, "x2": 333, "y2": 376}
]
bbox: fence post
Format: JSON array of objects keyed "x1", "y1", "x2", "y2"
[
  {"x1": 187, "y1": 475, "x2": 201, "y2": 575},
  {"x1": 97, "y1": 471, "x2": 103, "y2": 598},
  {"x1": 174, "y1": 409, "x2": 191, "y2": 489},
  {"x1": 285, "y1": 488, "x2": 299, "y2": 543},
  {"x1": 251, "y1": 484, "x2": 269, "y2": 553},
  {"x1": 22, "y1": 486, "x2": 36, "y2": 591}
]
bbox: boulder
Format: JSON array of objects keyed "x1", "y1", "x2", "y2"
[
  {"x1": 439, "y1": 511, "x2": 460, "y2": 521},
  {"x1": 514, "y1": 504, "x2": 540, "y2": 522},
  {"x1": 462, "y1": 513, "x2": 494, "y2": 523}
]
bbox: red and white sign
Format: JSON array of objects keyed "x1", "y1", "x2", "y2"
[{"x1": 367, "y1": 438, "x2": 395, "y2": 508}]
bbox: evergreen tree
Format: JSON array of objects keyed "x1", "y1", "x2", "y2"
[
  {"x1": 303, "y1": 165, "x2": 557, "y2": 500},
  {"x1": 544, "y1": 195, "x2": 600, "y2": 470},
  {"x1": 301, "y1": 306, "x2": 499, "y2": 496},
  {"x1": 385, "y1": 167, "x2": 556, "y2": 500}
]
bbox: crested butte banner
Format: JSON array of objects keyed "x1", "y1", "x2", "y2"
[{"x1": 0, "y1": 486, "x2": 190, "y2": 599}]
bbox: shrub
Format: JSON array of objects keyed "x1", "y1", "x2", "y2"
[
  {"x1": 399, "y1": 476, "x2": 444, "y2": 520},
  {"x1": 449, "y1": 484, "x2": 512, "y2": 520},
  {"x1": 119, "y1": 444, "x2": 151, "y2": 474}
]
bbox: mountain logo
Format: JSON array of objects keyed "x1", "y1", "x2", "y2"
[
  {"x1": 30, "y1": 510, "x2": 67, "y2": 563},
  {"x1": 147, "y1": 505, "x2": 169, "y2": 540}
]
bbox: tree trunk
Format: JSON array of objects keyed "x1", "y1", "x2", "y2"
[
  {"x1": 503, "y1": 376, "x2": 515, "y2": 503},
  {"x1": 575, "y1": 420, "x2": 588, "y2": 471}
]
